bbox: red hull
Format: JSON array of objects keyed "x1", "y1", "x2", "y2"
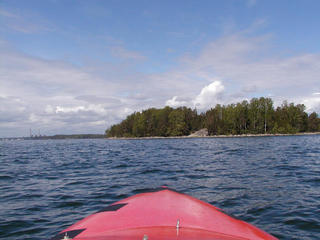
[{"x1": 51, "y1": 187, "x2": 278, "y2": 240}]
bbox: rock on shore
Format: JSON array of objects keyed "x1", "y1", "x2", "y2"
[{"x1": 188, "y1": 128, "x2": 208, "y2": 137}]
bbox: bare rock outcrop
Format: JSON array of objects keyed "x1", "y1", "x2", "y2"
[{"x1": 188, "y1": 128, "x2": 208, "y2": 137}]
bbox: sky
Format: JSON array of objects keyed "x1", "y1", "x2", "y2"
[{"x1": 1, "y1": 0, "x2": 320, "y2": 137}]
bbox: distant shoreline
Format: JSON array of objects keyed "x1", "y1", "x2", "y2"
[
  {"x1": 106, "y1": 132, "x2": 320, "y2": 140},
  {"x1": 0, "y1": 134, "x2": 106, "y2": 140},
  {"x1": 2, "y1": 132, "x2": 320, "y2": 141}
]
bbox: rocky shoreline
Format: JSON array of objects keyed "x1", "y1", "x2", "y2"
[{"x1": 107, "y1": 130, "x2": 320, "y2": 140}]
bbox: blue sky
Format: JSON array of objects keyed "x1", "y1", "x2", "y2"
[{"x1": 1, "y1": 0, "x2": 320, "y2": 137}]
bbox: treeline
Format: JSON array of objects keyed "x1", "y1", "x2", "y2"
[
  {"x1": 105, "y1": 97, "x2": 320, "y2": 137},
  {"x1": 106, "y1": 107, "x2": 202, "y2": 137}
]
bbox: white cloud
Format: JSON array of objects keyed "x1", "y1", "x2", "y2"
[
  {"x1": 193, "y1": 81, "x2": 225, "y2": 110},
  {"x1": 55, "y1": 104, "x2": 107, "y2": 115},
  {"x1": 302, "y1": 96, "x2": 320, "y2": 113},
  {"x1": 165, "y1": 96, "x2": 187, "y2": 108},
  {"x1": 165, "y1": 80, "x2": 225, "y2": 111},
  {"x1": 55, "y1": 106, "x2": 86, "y2": 113}
]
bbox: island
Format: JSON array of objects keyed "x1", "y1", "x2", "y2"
[{"x1": 105, "y1": 97, "x2": 320, "y2": 138}]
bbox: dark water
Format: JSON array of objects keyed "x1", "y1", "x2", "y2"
[{"x1": 0, "y1": 136, "x2": 319, "y2": 240}]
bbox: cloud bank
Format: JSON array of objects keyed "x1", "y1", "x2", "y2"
[{"x1": 1, "y1": 29, "x2": 320, "y2": 137}]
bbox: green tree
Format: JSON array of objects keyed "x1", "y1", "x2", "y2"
[
  {"x1": 167, "y1": 109, "x2": 188, "y2": 136},
  {"x1": 132, "y1": 112, "x2": 146, "y2": 137},
  {"x1": 308, "y1": 112, "x2": 320, "y2": 132}
]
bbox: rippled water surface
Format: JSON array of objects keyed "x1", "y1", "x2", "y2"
[{"x1": 0, "y1": 135, "x2": 319, "y2": 240}]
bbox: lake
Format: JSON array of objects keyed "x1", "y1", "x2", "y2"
[{"x1": 0, "y1": 135, "x2": 319, "y2": 239}]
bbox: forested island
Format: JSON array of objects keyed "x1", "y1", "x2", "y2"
[{"x1": 106, "y1": 97, "x2": 320, "y2": 138}]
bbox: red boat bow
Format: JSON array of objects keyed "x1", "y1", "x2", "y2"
[{"x1": 51, "y1": 187, "x2": 278, "y2": 240}]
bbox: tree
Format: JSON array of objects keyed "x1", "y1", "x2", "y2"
[
  {"x1": 248, "y1": 98, "x2": 259, "y2": 133},
  {"x1": 167, "y1": 109, "x2": 189, "y2": 136},
  {"x1": 308, "y1": 112, "x2": 320, "y2": 132},
  {"x1": 132, "y1": 112, "x2": 146, "y2": 137}
]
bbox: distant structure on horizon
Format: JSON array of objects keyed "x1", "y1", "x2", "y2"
[{"x1": 29, "y1": 128, "x2": 42, "y2": 138}]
